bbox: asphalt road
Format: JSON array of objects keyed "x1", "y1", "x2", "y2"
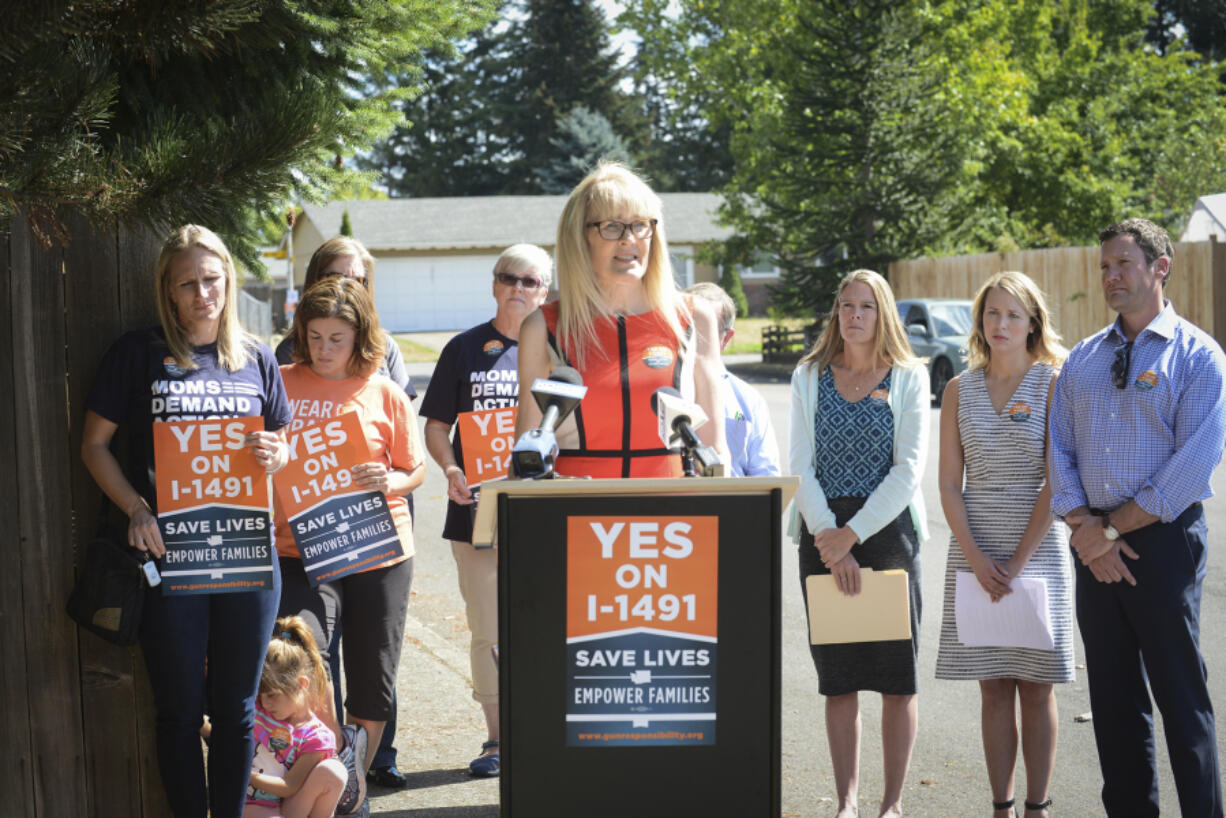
[{"x1": 368, "y1": 361, "x2": 1226, "y2": 817}]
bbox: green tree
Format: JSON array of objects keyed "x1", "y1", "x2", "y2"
[
  {"x1": 625, "y1": 0, "x2": 1226, "y2": 312},
  {"x1": 499, "y1": 0, "x2": 640, "y2": 191},
  {"x1": 1147, "y1": 0, "x2": 1226, "y2": 62},
  {"x1": 340, "y1": 209, "x2": 354, "y2": 237},
  {"x1": 534, "y1": 106, "x2": 632, "y2": 194},
  {"x1": 719, "y1": 264, "x2": 750, "y2": 318},
  {"x1": 359, "y1": 28, "x2": 515, "y2": 197},
  {"x1": 2, "y1": 0, "x2": 494, "y2": 267}
]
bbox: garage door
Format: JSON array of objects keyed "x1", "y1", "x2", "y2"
[{"x1": 374, "y1": 255, "x2": 502, "y2": 332}]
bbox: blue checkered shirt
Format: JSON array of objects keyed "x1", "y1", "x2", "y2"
[{"x1": 1050, "y1": 301, "x2": 1226, "y2": 521}]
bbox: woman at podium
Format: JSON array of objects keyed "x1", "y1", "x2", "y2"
[
  {"x1": 788, "y1": 269, "x2": 929, "y2": 818},
  {"x1": 516, "y1": 161, "x2": 727, "y2": 477}
]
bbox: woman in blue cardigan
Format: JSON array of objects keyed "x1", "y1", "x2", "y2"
[{"x1": 789, "y1": 269, "x2": 929, "y2": 818}]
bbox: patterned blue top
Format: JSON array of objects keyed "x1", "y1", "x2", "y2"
[
  {"x1": 815, "y1": 368, "x2": 894, "y2": 499},
  {"x1": 1050, "y1": 301, "x2": 1226, "y2": 521}
]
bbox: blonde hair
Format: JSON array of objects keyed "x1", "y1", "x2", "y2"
[
  {"x1": 798, "y1": 269, "x2": 919, "y2": 372},
  {"x1": 305, "y1": 236, "x2": 376, "y2": 293},
  {"x1": 261, "y1": 616, "x2": 328, "y2": 706},
  {"x1": 494, "y1": 243, "x2": 553, "y2": 288},
  {"x1": 966, "y1": 271, "x2": 1065, "y2": 370},
  {"x1": 554, "y1": 161, "x2": 687, "y2": 366},
  {"x1": 155, "y1": 224, "x2": 253, "y2": 373},
  {"x1": 291, "y1": 276, "x2": 386, "y2": 377}
]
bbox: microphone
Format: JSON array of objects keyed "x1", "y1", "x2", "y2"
[
  {"x1": 650, "y1": 387, "x2": 724, "y2": 477},
  {"x1": 511, "y1": 367, "x2": 586, "y2": 479},
  {"x1": 651, "y1": 386, "x2": 708, "y2": 450}
]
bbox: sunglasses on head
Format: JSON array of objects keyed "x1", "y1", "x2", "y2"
[
  {"x1": 1111, "y1": 340, "x2": 1133, "y2": 389},
  {"x1": 494, "y1": 272, "x2": 545, "y2": 291}
]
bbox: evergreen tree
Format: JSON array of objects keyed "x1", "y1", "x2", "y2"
[
  {"x1": 499, "y1": 0, "x2": 639, "y2": 191},
  {"x1": 359, "y1": 29, "x2": 516, "y2": 197},
  {"x1": 534, "y1": 106, "x2": 631, "y2": 194},
  {"x1": 340, "y1": 210, "x2": 354, "y2": 237},
  {"x1": 1, "y1": 0, "x2": 493, "y2": 266},
  {"x1": 719, "y1": 265, "x2": 750, "y2": 319}
]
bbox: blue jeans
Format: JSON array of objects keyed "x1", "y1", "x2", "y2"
[{"x1": 139, "y1": 561, "x2": 281, "y2": 818}]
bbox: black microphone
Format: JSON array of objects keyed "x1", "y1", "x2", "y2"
[
  {"x1": 650, "y1": 387, "x2": 723, "y2": 477},
  {"x1": 511, "y1": 367, "x2": 586, "y2": 479}
]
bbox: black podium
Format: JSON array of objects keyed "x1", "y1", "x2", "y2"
[{"x1": 473, "y1": 476, "x2": 798, "y2": 817}]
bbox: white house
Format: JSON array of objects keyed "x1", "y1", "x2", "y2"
[
  {"x1": 291, "y1": 195, "x2": 777, "y2": 331},
  {"x1": 1180, "y1": 194, "x2": 1226, "y2": 242}
]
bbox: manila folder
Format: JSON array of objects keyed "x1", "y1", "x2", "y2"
[{"x1": 806, "y1": 569, "x2": 911, "y2": 645}]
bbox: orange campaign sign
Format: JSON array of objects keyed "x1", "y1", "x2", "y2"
[
  {"x1": 153, "y1": 417, "x2": 274, "y2": 595},
  {"x1": 274, "y1": 410, "x2": 401, "y2": 585},
  {"x1": 565, "y1": 515, "x2": 719, "y2": 747},
  {"x1": 456, "y1": 406, "x2": 517, "y2": 486}
]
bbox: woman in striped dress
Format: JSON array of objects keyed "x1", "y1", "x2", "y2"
[{"x1": 935, "y1": 272, "x2": 1072, "y2": 818}]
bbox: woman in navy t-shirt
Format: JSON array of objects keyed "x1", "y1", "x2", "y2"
[{"x1": 81, "y1": 225, "x2": 291, "y2": 818}]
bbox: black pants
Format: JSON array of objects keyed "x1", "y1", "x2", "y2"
[{"x1": 1075, "y1": 503, "x2": 1222, "y2": 817}]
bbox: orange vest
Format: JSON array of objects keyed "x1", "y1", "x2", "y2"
[{"x1": 542, "y1": 302, "x2": 688, "y2": 478}]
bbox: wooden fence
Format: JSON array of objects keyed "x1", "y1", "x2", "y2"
[
  {"x1": 3, "y1": 211, "x2": 169, "y2": 816},
  {"x1": 888, "y1": 240, "x2": 1226, "y2": 348}
]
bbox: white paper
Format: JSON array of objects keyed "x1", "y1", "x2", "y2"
[{"x1": 954, "y1": 571, "x2": 1055, "y2": 650}]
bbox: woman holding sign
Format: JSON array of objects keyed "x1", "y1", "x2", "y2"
[
  {"x1": 934, "y1": 272, "x2": 1070, "y2": 818},
  {"x1": 788, "y1": 269, "x2": 928, "y2": 818},
  {"x1": 516, "y1": 161, "x2": 727, "y2": 476},
  {"x1": 419, "y1": 243, "x2": 552, "y2": 777},
  {"x1": 273, "y1": 276, "x2": 425, "y2": 815},
  {"x1": 81, "y1": 225, "x2": 291, "y2": 818}
]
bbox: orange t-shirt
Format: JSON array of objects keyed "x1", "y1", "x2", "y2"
[{"x1": 273, "y1": 363, "x2": 424, "y2": 566}]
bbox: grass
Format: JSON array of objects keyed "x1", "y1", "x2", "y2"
[
  {"x1": 394, "y1": 335, "x2": 442, "y2": 363},
  {"x1": 725, "y1": 316, "x2": 813, "y2": 355},
  {"x1": 387, "y1": 317, "x2": 813, "y2": 362}
]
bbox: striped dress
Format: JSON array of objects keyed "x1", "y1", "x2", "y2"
[{"x1": 935, "y1": 363, "x2": 1075, "y2": 683}]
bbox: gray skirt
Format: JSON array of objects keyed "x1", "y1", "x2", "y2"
[{"x1": 798, "y1": 496, "x2": 921, "y2": 696}]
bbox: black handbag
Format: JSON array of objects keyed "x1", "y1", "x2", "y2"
[{"x1": 66, "y1": 526, "x2": 149, "y2": 646}]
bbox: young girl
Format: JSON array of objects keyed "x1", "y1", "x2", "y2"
[{"x1": 245, "y1": 617, "x2": 348, "y2": 818}]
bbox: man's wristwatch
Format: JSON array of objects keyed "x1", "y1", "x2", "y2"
[{"x1": 1102, "y1": 515, "x2": 1121, "y2": 541}]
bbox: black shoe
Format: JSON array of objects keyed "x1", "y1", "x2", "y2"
[{"x1": 367, "y1": 764, "x2": 408, "y2": 789}]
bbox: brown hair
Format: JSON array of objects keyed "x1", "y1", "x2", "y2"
[
  {"x1": 798, "y1": 269, "x2": 919, "y2": 372},
  {"x1": 290, "y1": 276, "x2": 385, "y2": 377},
  {"x1": 1099, "y1": 218, "x2": 1174, "y2": 286},
  {"x1": 261, "y1": 615, "x2": 328, "y2": 706},
  {"x1": 966, "y1": 271, "x2": 1066, "y2": 370},
  {"x1": 305, "y1": 236, "x2": 376, "y2": 293},
  {"x1": 155, "y1": 224, "x2": 253, "y2": 372}
]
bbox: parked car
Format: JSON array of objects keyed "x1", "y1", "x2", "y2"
[{"x1": 896, "y1": 298, "x2": 973, "y2": 405}]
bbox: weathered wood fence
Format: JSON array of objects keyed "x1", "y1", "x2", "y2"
[
  {"x1": 3, "y1": 211, "x2": 169, "y2": 816},
  {"x1": 761, "y1": 324, "x2": 810, "y2": 363},
  {"x1": 889, "y1": 240, "x2": 1226, "y2": 348}
]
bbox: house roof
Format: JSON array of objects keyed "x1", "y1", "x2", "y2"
[
  {"x1": 299, "y1": 193, "x2": 732, "y2": 252},
  {"x1": 1180, "y1": 193, "x2": 1226, "y2": 241}
]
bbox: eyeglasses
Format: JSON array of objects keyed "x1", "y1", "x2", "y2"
[
  {"x1": 586, "y1": 219, "x2": 658, "y2": 241},
  {"x1": 494, "y1": 272, "x2": 545, "y2": 291},
  {"x1": 1111, "y1": 340, "x2": 1133, "y2": 389}
]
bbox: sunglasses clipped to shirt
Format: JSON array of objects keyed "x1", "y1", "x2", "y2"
[
  {"x1": 1111, "y1": 340, "x2": 1133, "y2": 389},
  {"x1": 494, "y1": 272, "x2": 546, "y2": 291}
]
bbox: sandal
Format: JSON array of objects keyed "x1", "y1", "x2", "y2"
[
  {"x1": 469, "y1": 739, "x2": 500, "y2": 778},
  {"x1": 993, "y1": 798, "x2": 1016, "y2": 816},
  {"x1": 1024, "y1": 798, "x2": 1052, "y2": 815}
]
